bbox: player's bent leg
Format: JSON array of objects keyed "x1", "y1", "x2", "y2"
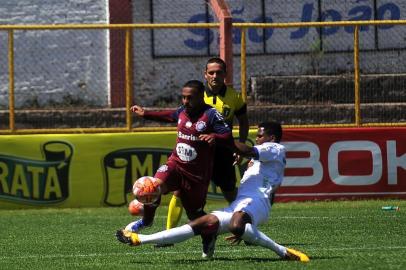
[
  {"x1": 154, "y1": 193, "x2": 183, "y2": 248},
  {"x1": 241, "y1": 223, "x2": 286, "y2": 257},
  {"x1": 188, "y1": 214, "x2": 219, "y2": 234},
  {"x1": 240, "y1": 223, "x2": 309, "y2": 262},
  {"x1": 124, "y1": 198, "x2": 160, "y2": 233},
  {"x1": 189, "y1": 214, "x2": 220, "y2": 259},
  {"x1": 201, "y1": 234, "x2": 217, "y2": 259},
  {"x1": 166, "y1": 193, "x2": 183, "y2": 229},
  {"x1": 228, "y1": 211, "x2": 252, "y2": 237},
  {"x1": 180, "y1": 183, "x2": 215, "y2": 258},
  {"x1": 228, "y1": 211, "x2": 254, "y2": 245}
]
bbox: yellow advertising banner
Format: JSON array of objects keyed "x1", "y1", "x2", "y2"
[{"x1": 0, "y1": 131, "x2": 248, "y2": 209}]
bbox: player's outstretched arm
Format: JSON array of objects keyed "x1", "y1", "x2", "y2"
[
  {"x1": 234, "y1": 140, "x2": 256, "y2": 158},
  {"x1": 131, "y1": 104, "x2": 179, "y2": 123},
  {"x1": 130, "y1": 105, "x2": 145, "y2": 116},
  {"x1": 236, "y1": 113, "x2": 249, "y2": 143}
]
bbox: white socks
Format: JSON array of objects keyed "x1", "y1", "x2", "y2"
[
  {"x1": 136, "y1": 222, "x2": 286, "y2": 258},
  {"x1": 138, "y1": 224, "x2": 195, "y2": 245},
  {"x1": 241, "y1": 223, "x2": 286, "y2": 257}
]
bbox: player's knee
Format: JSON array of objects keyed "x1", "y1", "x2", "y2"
[
  {"x1": 228, "y1": 222, "x2": 245, "y2": 237},
  {"x1": 189, "y1": 214, "x2": 219, "y2": 235},
  {"x1": 228, "y1": 211, "x2": 251, "y2": 237}
]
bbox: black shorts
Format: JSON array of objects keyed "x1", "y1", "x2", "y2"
[{"x1": 212, "y1": 145, "x2": 237, "y2": 192}]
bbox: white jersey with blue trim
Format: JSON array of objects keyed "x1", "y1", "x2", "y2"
[{"x1": 237, "y1": 142, "x2": 286, "y2": 200}]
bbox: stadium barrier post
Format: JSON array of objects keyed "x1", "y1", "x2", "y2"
[
  {"x1": 8, "y1": 30, "x2": 15, "y2": 133},
  {"x1": 125, "y1": 28, "x2": 133, "y2": 131},
  {"x1": 240, "y1": 27, "x2": 247, "y2": 102},
  {"x1": 353, "y1": 25, "x2": 361, "y2": 127}
]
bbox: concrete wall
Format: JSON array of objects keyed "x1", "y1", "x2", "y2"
[{"x1": 0, "y1": 0, "x2": 108, "y2": 109}]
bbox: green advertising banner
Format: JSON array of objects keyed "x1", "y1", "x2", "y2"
[{"x1": 0, "y1": 132, "x2": 248, "y2": 209}]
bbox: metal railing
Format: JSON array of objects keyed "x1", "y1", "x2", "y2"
[
  {"x1": 1, "y1": 20, "x2": 406, "y2": 134},
  {"x1": 1, "y1": 23, "x2": 219, "y2": 134},
  {"x1": 236, "y1": 20, "x2": 406, "y2": 128}
]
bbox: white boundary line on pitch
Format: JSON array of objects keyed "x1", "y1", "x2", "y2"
[
  {"x1": 2, "y1": 246, "x2": 406, "y2": 260},
  {"x1": 272, "y1": 215, "x2": 402, "y2": 219}
]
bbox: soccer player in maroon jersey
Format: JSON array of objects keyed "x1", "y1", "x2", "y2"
[
  {"x1": 165, "y1": 58, "x2": 249, "y2": 232},
  {"x1": 120, "y1": 80, "x2": 232, "y2": 257}
]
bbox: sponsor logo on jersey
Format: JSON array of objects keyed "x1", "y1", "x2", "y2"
[
  {"x1": 195, "y1": 121, "x2": 207, "y2": 132},
  {"x1": 178, "y1": 131, "x2": 199, "y2": 141},
  {"x1": 176, "y1": 143, "x2": 197, "y2": 161}
]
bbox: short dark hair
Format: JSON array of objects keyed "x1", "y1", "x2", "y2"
[
  {"x1": 183, "y1": 80, "x2": 205, "y2": 93},
  {"x1": 206, "y1": 57, "x2": 227, "y2": 73},
  {"x1": 259, "y1": 121, "x2": 282, "y2": 143}
]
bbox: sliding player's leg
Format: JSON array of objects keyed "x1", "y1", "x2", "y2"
[
  {"x1": 153, "y1": 191, "x2": 183, "y2": 248},
  {"x1": 229, "y1": 204, "x2": 309, "y2": 262},
  {"x1": 240, "y1": 223, "x2": 309, "y2": 262},
  {"x1": 116, "y1": 213, "x2": 220, "y2": 247},
  {"x1": 179, "y1": 179, "x2": 221, "y2": 259}
]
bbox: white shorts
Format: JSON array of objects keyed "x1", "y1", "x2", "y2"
[{"x1": 211, "y1": 196, "x2": 271, "y2": 235}]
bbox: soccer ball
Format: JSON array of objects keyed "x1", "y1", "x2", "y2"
[
  {"x1": 128, "y1": 199, "x2": 144, "y2": 216},
  {"x1": 132, "y1": 176, "x2": 161, "y2": 205}
]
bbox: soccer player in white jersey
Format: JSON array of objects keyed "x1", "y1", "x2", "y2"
[{"x1": 116, "y1": 122, "x2": 309, "y2": 262}]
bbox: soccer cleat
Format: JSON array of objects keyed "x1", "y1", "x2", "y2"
[
  {"x1": 202, "y1": 235, "x2": 217, "y2": 259},
  {"x1": 115, "y1": 229, "x2": 141, "y2": 246},
  {"x1": 125, "y1": 219, "x2": 150, "y2": 233},
  {"x1": 285, "y1": 248, "x2": 310, "y2": 262}
]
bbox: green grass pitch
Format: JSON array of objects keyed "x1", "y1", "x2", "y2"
[{"x1": 1, "y1": 199, "x2": 405, "y2": 270}]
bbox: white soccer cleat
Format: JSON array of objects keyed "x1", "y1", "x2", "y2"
[
  {"x1": 125, "y1": 219, "x2": 151, "y2": 232},
  {"x1": 202, "y1": 235, "x2": 217, "y2": 259}
]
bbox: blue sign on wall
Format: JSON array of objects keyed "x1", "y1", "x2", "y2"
[{"x1": 152, "y1": 0, "x2": 404, "y2": 57}]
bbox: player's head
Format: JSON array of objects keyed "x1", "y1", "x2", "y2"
[
  {"x1": 256, "y1": 121, "x2": 283, "y2": 144},
  {"x1": 182, "y1": 80, "x2": 205, "y2": 114},
  {"x1": 204, "y1": 57, "x2": 227, "y2": 93}
]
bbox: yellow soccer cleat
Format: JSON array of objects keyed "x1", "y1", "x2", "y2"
[
  {"x1": 115, "y1": 229, "x2": 141, "y2": 246},
  {"x1": 285, "y1": 248, "x2": 310, "y2": 262}
]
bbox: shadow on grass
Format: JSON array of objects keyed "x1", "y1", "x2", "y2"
[
  {"x1": 129, "y1": 254, "x2": 342, "y2": 265},
  {"x1": 129, "y1": 257, "x2": 280, "y2": 264},
  {"x1": 130, "y1": 256, "x2": 338, "y2": 267},
  {"x1": 207, "y1": 256, "x2": 281, "y2": 262},
  {"x1": 208, "y1": 255, "x2": 342, "y2": 262},
  {"x1": 307, "y1": 255, "x2": 342, "y2": 260},
  {"x1": 278, "y1": 243, "x2": 313, "y2": 246}
]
